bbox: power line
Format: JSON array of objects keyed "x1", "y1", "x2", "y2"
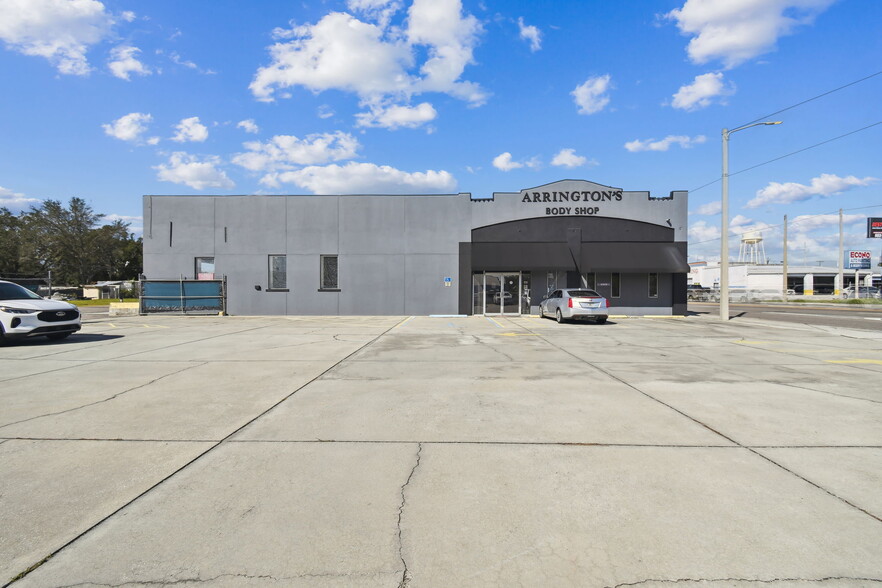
[
  {"x1": 689, "y1": 203, "x2": 882, "y2": 246},
  {"x1": 739, "y1": 69, "x2": 882, "y2": 128},
  {"x1": 688, "y1": 120, "x2": 882, "y2": 194}
]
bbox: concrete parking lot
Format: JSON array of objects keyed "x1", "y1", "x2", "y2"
[{"x1": 2, "y1": 313, "x2": 881, "y2": 587}]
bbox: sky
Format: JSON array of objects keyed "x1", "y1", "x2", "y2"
[{"x1": 0, "y1": 0, "x2": 880, "y2": 266}]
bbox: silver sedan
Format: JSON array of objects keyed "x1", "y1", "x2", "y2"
[{"x1": 540, "y1": 288, "x2": 608, "y2": 324}]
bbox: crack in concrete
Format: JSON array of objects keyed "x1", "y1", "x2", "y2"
[
  {"x1": 52, "y1": 570, "x2": 397, "y2": 587},
  {"x1": 607, "y1": 576, "x2": 882, "y2": 587},
  {"x1": 0, "y1": 362, "x2": 207, "y2": 430},
  {"x1": 396, "y1": 443, "x2": 422, "y2": 588}
]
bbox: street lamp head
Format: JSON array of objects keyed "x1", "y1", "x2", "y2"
[{"x1": 765, "y1": 121, "x2": 783, "y2": 125}]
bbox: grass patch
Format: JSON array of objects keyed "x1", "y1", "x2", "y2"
[{"x1": 69, "y1": 298, "x2": 138, "y2": 307}]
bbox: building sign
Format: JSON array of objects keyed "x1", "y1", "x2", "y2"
[
  {"x1": 520, "y1": 189, "x2": 623, "y2": 216},
  {"x1": 846, "y1": 250, "x2": 872, "y2": 269},
  {"x1": 868, "y1": 217, "x2": 882, "y2": 239}
]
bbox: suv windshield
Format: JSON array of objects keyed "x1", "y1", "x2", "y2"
[
  {"x1": 566, "y1": 290, "x2": 601, "y2": 298},
  {"x1": 0, "y1": 282, "x2": 43, "y2": 301}
]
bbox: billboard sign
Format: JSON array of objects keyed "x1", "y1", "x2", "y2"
[
  {"x1": 846, "y1": 250, "x2": 872, "y2": 270},
  {"x1": 868, "y1": 217, "x2": 882, "y2": 239}
]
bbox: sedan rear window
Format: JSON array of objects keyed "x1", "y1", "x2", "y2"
[
  {"x1": 566, "y1": 289, "x2": 601, "y2": 298},
  {"x1": 0, "y1": 283, "x2": 42, "y2": 301}
]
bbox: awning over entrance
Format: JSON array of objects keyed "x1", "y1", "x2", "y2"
[{"x1": 470, "y1": 242, "x2": 688, "y2": 273}]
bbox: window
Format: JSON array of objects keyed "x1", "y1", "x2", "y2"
[
  {"x1": 320, "y1": 255, "x2": 338, "y2": 291},
  {"x1": 584, "y1": 272, "x2": 595, "y2": 289},
  {"x1": 611, "y1": 273, "x2": 621, "y2": 298},
  {"x1": 195, "y1": 257, "x2": 215, "y2": 280},
  {"x1": 268, "y1": 255, "x2": 287, "y2": 291},
  {"x1": 648, "y1": 273, "x2": 658, "y2": 298}
]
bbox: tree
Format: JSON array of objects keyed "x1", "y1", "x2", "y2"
[
  {"x1": 12, "y1": 198, "x2": 143, "y2": 286},
  {"x1": 0, "y1": 207, "x2": 21, "y2": 276}
]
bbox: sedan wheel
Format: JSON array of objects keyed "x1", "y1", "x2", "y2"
[{"x1": 556, "y1": 309, "x2": 564, "y2": 324}]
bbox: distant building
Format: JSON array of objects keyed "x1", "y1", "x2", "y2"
[{"x1": 691, "y1": 262, "x2": 879, "y2": 296}]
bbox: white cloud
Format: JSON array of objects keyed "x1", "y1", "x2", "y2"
[
  {"x1": 171, "y1": 117, "x2": 209, "y2": 143},
  {"x1": 355, "y1": 102, "x2": 437, "y2": 129},
  {"x1": 572, "y1": 74, "x2": 612, "y2": 115},
  {"x1": 689, "y1": 220, "x2": 720, "y2": 242},
  {"x1": 692, "y1": 201, "x2": 722, "y2": 216},
  {"x1": 154, "y1": 152, "x2": 234, "y2": 190},
  {"x1": 493, "y1": 152, "x2": 520, "y2": 171},
  {"x1": 250, "y1": 0, "x2": 487, "y2": 127},
  {"x1": 102, "y1": 112, "x2": 153, "y2": 143},
  {"x1": 517, "y1": 17, "x2": 541, "y2": 52},
  {"x1": 0, "y1": 0, "x2": 114, "y2": 75},
  {"x1": 747, "y1": 173, "x2": 877, "y2": 209},
  {"x1": 730, "y1": 214, "x2": 753, "y2": 228},
  {"x1": 251, "y1": 12, "x2": 413, "y2": 102},
  {"x1": 237, "y1": 119, "x2": 260, "y2": 134},
  {"x1": 625, "y1": 134, "x2": 707, "y2": 152},
  {"x1": 671, "y1": 72, "x2": 733, "y2": 111},
  {"x1": 264, "y1": 161, "x2": 456, "y2": 194},
  {"x1": 551, "y1": 148, "x2": 594, "y2": 168},
  {"x1": 406, "y1": 0, "x2": 485, "y2": 103},
  {"x1": 232, "y1": 132, "x2": 360, "y2": 173},
  {"x1": 0, "y1": 185, "x2": 42, "y2": 210},
  {"x1": 107, "y1": 45, "x2": 151, "y2": 80},
  {"x1": 120, "y1": 10, "x2": 136, "y2": 22},
  {"x1": 790, "y1": 213, "x2": 864, "y2": 233},
  {"x1": 492, "y1": 152, "x2": 539, "y2": 172},
  {"x1": 317, "y1": 104, "x2": 335, "y2": 119},
  {"x1": 347, "y1": 0, "x2": 403, "y2": 28},
  {"x1": 666, "y1": 0, "x2": 836, "y2": 69}
]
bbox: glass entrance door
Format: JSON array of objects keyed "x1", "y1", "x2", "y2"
[{"x1": 483, "y1": 272, "x2": 521, "y2": 315}]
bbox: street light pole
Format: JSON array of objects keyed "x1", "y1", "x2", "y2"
[{"x1": 720, "y1": 121, "x2": 782, "y2": 321}]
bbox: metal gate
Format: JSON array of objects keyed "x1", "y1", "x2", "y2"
[{"x1": 139, "y1": 278, "x2": 226, "y2": 315}]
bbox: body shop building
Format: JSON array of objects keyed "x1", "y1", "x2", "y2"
[{"x1": 143, "y1": 179, "x2": 689, "y2": 316}]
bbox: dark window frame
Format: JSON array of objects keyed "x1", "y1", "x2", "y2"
[
  {"x1": 648, "y1": 273, "x2": 659, "y2": 298},
  {"x1": 319, "y1": 254, "x2": 340, "y2": 292},
  {"x1": 611, "y1": 273, "x2": 621, "y2": 298},
  {"x1": 267, "y1": 254, "x2": 288, "y2": 292}
]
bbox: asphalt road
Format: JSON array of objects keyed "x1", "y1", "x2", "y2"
[{"x1": 690, "y1": 301, "x2": 882, "y2": 331}]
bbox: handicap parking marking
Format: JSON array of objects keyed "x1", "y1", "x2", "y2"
[{"x1": 484, "y1": 316, "x2": 505, "y2": 328}]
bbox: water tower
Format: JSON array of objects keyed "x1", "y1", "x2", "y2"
[{"x1": 738, "y1": 231, "x2": 766, "y2": 264}]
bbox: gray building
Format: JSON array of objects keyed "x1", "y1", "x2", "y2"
[{"x1": 143, "y1": 179, "x2": 689, "y2": 316}]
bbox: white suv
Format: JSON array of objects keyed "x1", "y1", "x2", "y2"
[{"x1": 0, "y1": 280, "x2": 81, "y2": 343}]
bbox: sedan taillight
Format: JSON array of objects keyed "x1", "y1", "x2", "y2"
[{"x1": 568, "y1": 298, "x2": 574, "y2": 308}]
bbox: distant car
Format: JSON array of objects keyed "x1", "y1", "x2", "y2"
[
  {"x1": 687, "y1": 284, "x2": 711, "y2": 301},
  {"x1": 540, "y1": 288, "x2": 608, "y2": 324},
  {"x1": 841, "y1": 286, "x2": 880, "y2": 299},
  {"x1": 0, "y1": 280, "x2": 81, "y2": 343}
]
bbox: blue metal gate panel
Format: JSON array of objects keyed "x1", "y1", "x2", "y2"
[{"x1": 140, "y1": 279, "x2": 226, "y2": 314}]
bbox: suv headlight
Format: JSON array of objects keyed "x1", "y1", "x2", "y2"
[{"x1": 0, "y1": 306, "x2": 37, "y2": 314}]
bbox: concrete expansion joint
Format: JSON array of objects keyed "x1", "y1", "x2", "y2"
[
  {"x1": 397, "y1": 442, "x2": 423, "y2": 588},
  {"x1": 607, "y1": 577, "x2": 882, "y2": 587}
]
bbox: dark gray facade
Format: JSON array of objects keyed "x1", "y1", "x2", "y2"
[{"x1": 143, "y1": 179, "x2": 689, "y2": 316}]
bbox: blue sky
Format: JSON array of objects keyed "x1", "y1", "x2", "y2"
[{"x1": 1, "y1": 0, "x2": 880, "y2": 265}]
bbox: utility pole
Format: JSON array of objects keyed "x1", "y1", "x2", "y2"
[
  {"x1": 838, "y1": 208, "x2": 844, "y2": 297},
  {"x1": 782, "y1": 215, "x2": 788, "y2": 301}
]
